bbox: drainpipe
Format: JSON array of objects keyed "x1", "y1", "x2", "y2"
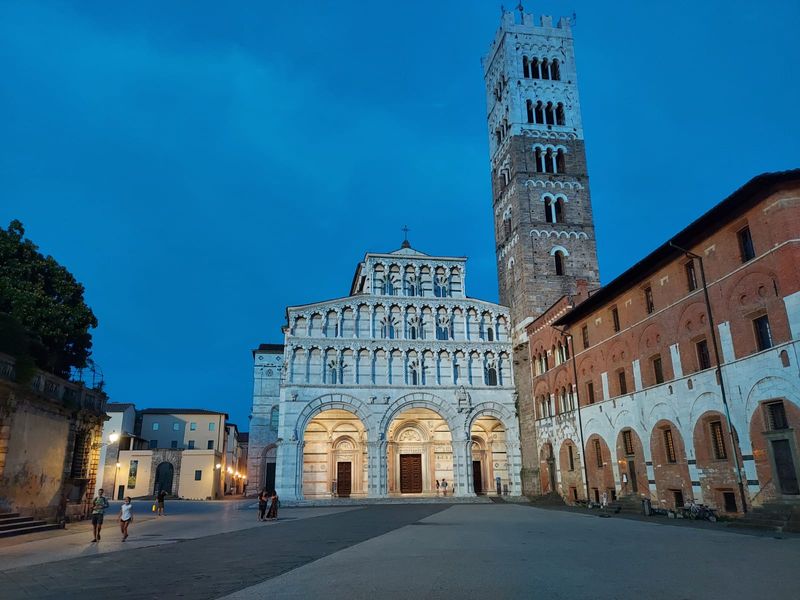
[
  {"x1": 553, "y1": 324, "x2": 591, "y2": 503},
  {"x1": 669, "y1": 242, "x2": 748, "y2": 514}
]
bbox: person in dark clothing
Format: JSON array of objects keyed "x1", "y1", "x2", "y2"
[
  {"x1": 266, "y1": 491, "x2": 279, "y2": 520},
  {"x1": 258, "y1": 490, "x2": 268, "y2": 521},
  {"x1": 156, "y1": 489, "x2": 167, "y2": 516}
]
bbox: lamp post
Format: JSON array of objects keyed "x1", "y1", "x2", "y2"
[{"x1": 669, "y1": 242, "x2": 748, "y2": 514}]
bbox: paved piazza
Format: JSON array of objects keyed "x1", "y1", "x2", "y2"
[{"x1": 1, "y1": 500, "x2": 798, "y2": 599}]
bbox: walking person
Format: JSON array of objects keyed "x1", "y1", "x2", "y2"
[
  {"x1": 156, "y1": 488, "x2": 167, "y2": 516},
  {"x1": 266, "y1": 490, "x2": 279, "y2": 521},
  {"x1": 435, "y1": 479, "x2": 440, "y2": 497},
  {"x1": 258, "y1": 490, "x2": 268, "y2": 521},
  {"x1": 90, "y1": 488, "x2": 109, "y2": 542},
  {"x1": 119, "y1": 496, "x2": 133, "y2": 541},
  {"x1": 441, "y1": 478, "x2": 448, "y2": 496}
]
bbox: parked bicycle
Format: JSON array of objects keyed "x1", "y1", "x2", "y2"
[{"x1": 683, "y1": 500, "x2": 717, "y2": 522}]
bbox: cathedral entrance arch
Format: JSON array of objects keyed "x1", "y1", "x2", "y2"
[
  {"x1": 302, "y1": 409, "x2": 368, "y2": 499},
  {"x1": 387, "y1": 408, "x2": 453, "y2": 496},
  {"x1": 470, "y1": 415, "x2": 508, "y2": 495}
]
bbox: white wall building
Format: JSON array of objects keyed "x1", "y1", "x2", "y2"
[{"x1": 248, "y1": 243, "x2": 522, "y2": 500}]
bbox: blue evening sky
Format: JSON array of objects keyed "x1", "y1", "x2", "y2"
[{"x1": 2, "y1": 1, "x2": 798, "y2": 428}]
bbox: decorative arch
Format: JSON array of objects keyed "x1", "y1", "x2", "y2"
[
  {"x1": 465, "y1": 402, "x2": 518, "y2": 436},
  {"x1": 379, "y1": 392, "x2": 459, "y2": 439},
  {"x1": 744, "y1": 374, "x2": 800, "y2": 422},
  {"x1": 296, "y1": 393, "x2": 373, "y2": 441},
  {"x1": 549, "y1": 245, "x2": 570, "y2": 257}
]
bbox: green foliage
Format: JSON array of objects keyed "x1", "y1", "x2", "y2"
[{"x1": 0, "y1": 220, "x2": 98, "y2": 378}]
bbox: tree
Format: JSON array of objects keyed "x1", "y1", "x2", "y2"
[{"x1": 0, "y1": 220, "x2": 98, "y2": 378}]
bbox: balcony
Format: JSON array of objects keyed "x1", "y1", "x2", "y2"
[{"x1": 0, "y1": 352, "x2": 107, "y2": 415}]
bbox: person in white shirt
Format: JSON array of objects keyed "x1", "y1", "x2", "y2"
[{"x1": 119, "y1": 497, "x2": 133, "y2": 541}]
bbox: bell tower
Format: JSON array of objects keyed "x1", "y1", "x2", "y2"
[{"x1": 482, "y1": 8, "x2": 600, "y2": 494}]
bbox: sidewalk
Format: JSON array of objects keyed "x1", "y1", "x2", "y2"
[
  {"x1": 0, "y1": 501, "x2": 357, "y2": 571},
  {"x1": 525, "y1": 501, "x2": 800, "y2": 538}
]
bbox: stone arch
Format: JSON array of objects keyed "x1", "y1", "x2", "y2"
[
  {"x1": 692, "y1": 409, "x2": 743, "y2": 511},
  {"x1": 296, "y1": 393, "x2": 374, "y2": 442},
  {"x1": 465, "y1": 402, "x2": 517, "y2": 437},
  {"x1": 649, "y1": 419, "x2": 691, "y2": 508},
  {"x1": 585, "y1": 433, "x2": 615, "y2": 502},
  {"x1": 615, "y1": 427, "x2": 649, "y2": 498},
  {"x1": 379, "y1": 392, "x2": 459, "y2": 439},
  {"x1": 743, "y1": 374, "x2": 800, "y2": 424}
]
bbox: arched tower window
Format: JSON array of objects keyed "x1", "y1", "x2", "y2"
[
  {"x1": 544, "y1": 149, "x2": 555, "y2": 173},
  {"x1": 554, "y1": 197, "x2": 565, "y2": 223},
  {"x1": 544, "y1": 196, "x2": 555, "y2": 223},
  {"x1": 522, "y1": 55, "x2": 530, "y2": 78},
  {"x1": 551, "y1": 59, "x2": 561, "y2": 81},
  {"x1": 554, "y1": 251, "x2": 566, "y2": 276},
  {"x1": 556, "y1": 102, "x2": 566, "y2": 125},
  {"x1": 531, "y1": 58, "x2": 540, "y2": 79},
  {"x1": 545, "y1": 102, "x2": 555, "y2": 125},
  {"x1": 555, "y1": 149, "x2": 566, "y2": 173},
  {"x1": 535, "y1": 101, "x2": 544, "y2": 124},
  {"x1": 534, "y1": 147, "x2": 544, "y2": 172},
  {"x1": 526, "y1": 99, "x2": 534, "y2": 123},
  {"x1": 541, "y1": 58, "x2": 550, "y2": 80}
]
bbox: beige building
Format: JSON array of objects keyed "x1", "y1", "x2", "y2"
[
  {"x1": 115, "y1": 409, "x2": 229, "y2": 500},
  {"x1": 0, "y1": 352, "x2": 108, "y2": 522}
]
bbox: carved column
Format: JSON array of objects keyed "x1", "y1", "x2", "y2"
[
  {"x1": 451, "y1": 436, "x2": 475, "y2": 497},
  {"x1": 275, "y1": 439, "x2": 303, "y2": 501}
]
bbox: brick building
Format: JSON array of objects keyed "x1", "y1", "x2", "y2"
[
  {"x1": 527, "y1": 170, "x2": 800, "y2": 515},
  {"x1": 483, "y1": 9, "x2": 601, "y2": 494}
]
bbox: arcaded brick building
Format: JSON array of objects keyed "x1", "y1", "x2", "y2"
[{"x1": 527, "y1": 170, "x2": 800, "y2": 514}]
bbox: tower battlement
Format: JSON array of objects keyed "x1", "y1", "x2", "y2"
[{"x1": 482, "y1": 11, "x2": 572, "y2": 73}]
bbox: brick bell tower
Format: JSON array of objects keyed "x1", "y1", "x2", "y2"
[{"x1": 482, "y1": 8, "x2": 600, "y2": 495}]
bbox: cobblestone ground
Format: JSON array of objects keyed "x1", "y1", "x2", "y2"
[{"x1": 1, "y1": 501, "x2": 799, "y2": 599}]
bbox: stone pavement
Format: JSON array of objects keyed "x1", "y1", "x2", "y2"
[{"x1": 2, "y1": 502, "x2": 799, "y2": 599}]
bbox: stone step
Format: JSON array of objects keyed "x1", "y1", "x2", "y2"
[
  {"x1": 0, "y1": 523, "x2": 63, "y2": 539},
  {"x1": 0, "y1": 516, "x2": 34, "y2": 527},
  {"x1": 0, "y1": 518, "x2": 43, "y2": 533},
  {"x1": 0, "y1": 512, "x2": 21, "y2": 520}
]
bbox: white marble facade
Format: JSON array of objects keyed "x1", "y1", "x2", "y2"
[{"x1": 248, "y1": 244, "x2": 521, "y2": 500}]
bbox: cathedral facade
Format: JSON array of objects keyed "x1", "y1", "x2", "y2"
[{"x1": 247, "y1": 243, "x2": 521, "y2": 500}]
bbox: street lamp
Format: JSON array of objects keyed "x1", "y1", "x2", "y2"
[
  {"x1": 112, "y1": 462, "x2": 121, "y2": 500},
  {"x1": 669, "y1": 242, "x2": 748, "y2": 514},
  {"x1": 108, "y1": 432, "x2": 120, "y2": 444}
]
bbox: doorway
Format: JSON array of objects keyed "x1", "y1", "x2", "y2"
[
  {"x1": 772, "y1": 439, "x2": 800, "y2": 495},
  {"x1": 263, "y1": 445, "x2": 277, "y2": 493},
  {"x1": 117, "y1": 485, "x2": 125, "y2": 500},
  {"x1": 337, "y1": 462, "x2": 352, "y2": 497},
  {"x1": 400, "y1": 454, "x2": 422, "y2": 493},
  {"x1": 473, "y1": 460, "x2": 483, "y2": 494},
  {"x1": 627, "y1": 460, "x2": 638, "y2": 494},
  {"x1": 154, "y1": 462, "x2": 174, "y2": 495}
]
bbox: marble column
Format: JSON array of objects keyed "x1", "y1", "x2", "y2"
[
  {"x1": 367, "y1": 440, "x2": 388, "y2": 497},
  {"x1": 451, "y1": 437, "x2": 475, "y2": 497}
]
